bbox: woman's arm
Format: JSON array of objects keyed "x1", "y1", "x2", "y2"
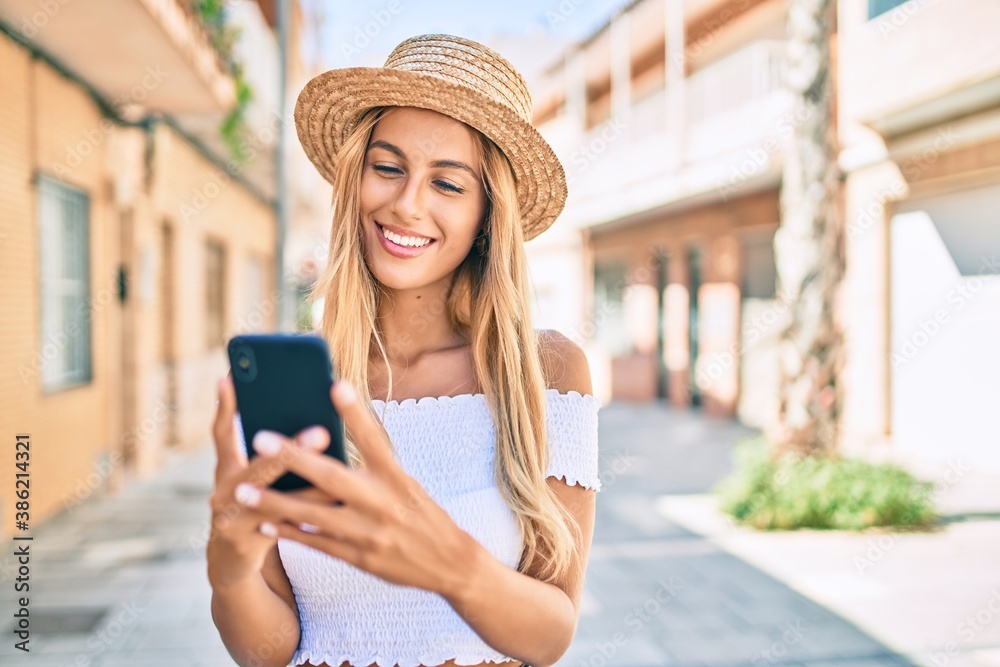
[
  {"x1": 210, "y1": 544, "x2": 301, "y2": 667},
  {"x1": 207, "y1": 376, "x2": 305, "y2": 667},
  {"x1": 442, "y1": 477, "x2": 595, "y2": 667}
]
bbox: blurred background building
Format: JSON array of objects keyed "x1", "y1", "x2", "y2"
[
  {"x1": 529, "y1": 0, "x2": 1000, "y2": 471},
  {"x1": 838, "y1": 0, "x2": 1000, "y2": 472},
  {"x1": 0, "y1": 0, "x2": 332, "y2": 534}
]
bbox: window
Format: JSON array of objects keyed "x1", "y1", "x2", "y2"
[
  {"x1": 742, "y1": 233, "x2": 777, "y2": 299},
  {"x1": 585, "y1": 78, "x2": 613, "y2": 130},
  {"x1": 868, "y1": 0, "x2": 910, "y2": 19},
  {"x1": 37, "y1": 175, "x2": 92, "y2": 392},
  {"x1": 206, "y1": 239, "x2": 226, "y2": 349},
  {"x1": 592, "y1": 259, "x2": 630, "y2": 356}
]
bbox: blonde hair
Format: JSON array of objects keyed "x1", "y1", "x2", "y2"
[{"x1": 306, "y1": 106, "x2": 580, "y2": 583}]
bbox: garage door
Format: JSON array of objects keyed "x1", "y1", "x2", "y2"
[{"x1": 891, "y1": 182, "x2": 1000, "y2": 471}]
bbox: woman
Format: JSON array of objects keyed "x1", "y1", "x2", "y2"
[{"x1": 206, "y1": 34, "x2": 602, "y2": 667}]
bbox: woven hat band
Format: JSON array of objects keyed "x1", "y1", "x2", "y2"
[{"x1": 383, "y1": 37, "x2": 533, "y2": 123}]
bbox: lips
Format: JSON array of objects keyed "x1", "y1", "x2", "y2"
[{"x1": 374, "y1": 221, "x2": 437, "y2": 259}]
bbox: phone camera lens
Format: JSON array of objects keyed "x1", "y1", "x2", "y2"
[{"x1": 231, "y1": 345, "x2": 257, "y2": 383}]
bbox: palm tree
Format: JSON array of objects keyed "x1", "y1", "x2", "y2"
[{"x1": 768, "y1": 0, "x2": 844, "y2": 457}]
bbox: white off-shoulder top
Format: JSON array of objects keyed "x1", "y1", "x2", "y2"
[{"x1": 235, "y1": 388, "x2": 602, "y2": 667}]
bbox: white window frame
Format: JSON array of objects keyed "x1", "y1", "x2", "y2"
[{"x1": 37, "y1": 174, "x2": 92, "y2": 392}]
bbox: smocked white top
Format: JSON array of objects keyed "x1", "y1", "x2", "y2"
[{"x1": 235, "y1": 388, "x2": 601, "y2": 667}]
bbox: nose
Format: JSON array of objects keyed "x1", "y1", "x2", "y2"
[{"x1": 390, "y1": 171, "x2": 425, "y2": 222}]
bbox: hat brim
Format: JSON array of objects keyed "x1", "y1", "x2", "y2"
[{"x1": 294, "y1": 67, "x2": 567, "y2": 242}]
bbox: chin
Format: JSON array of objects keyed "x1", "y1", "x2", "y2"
[
  {"x1": 363, "y1": 241, "x2": 467, "y2": 292},
  {"x1": 365, "y1": 261, "x2": 442, "y2": 292}
]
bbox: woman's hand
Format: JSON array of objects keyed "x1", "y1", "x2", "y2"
[
  {"x1": 206, "y1": 374, "x2": 332, "y2": 589},
  {"x1": 231, "y1": 380, "x2": 481, "y2": 597}
]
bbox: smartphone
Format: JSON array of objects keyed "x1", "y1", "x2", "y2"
[{"x1": 227, "y1": 333, "x2": 347, "y2": 491}]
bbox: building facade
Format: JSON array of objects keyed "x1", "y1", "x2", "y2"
[
  {"x1": 838, "y1": 0, "x2": 1000, "y2": 471},
  {"x1": 0, "y1": 0, "x2": 321, "y2": 535},
  {"x1": 529, "y1": 0, "x2": 1000, "y2": 471},
  {"x1": 531, "y1": 0, "x2": 792, "y2": 424}
]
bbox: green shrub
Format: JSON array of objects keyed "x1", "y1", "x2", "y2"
[{"x1": 715, "y1": 437, "x2": 937, "y2": 530}]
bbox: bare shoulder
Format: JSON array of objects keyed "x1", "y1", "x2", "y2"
[{"x1": 537, "y1": 329, "x2": 593, "y2": 396}]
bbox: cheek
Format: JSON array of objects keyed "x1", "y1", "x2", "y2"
[
  {"x1": 442, "y1": 195, "x2": 487, "y2": 238},
  {"x1": 358, "y1": 173, "x2": 383, "y2": 211}
]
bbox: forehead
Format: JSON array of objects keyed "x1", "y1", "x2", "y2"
[{"x1": 369, "y1": 107, "x2": 479, "y2": 162}]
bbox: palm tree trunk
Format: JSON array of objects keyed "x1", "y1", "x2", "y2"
[{"x1": 769, "y1": 0, "x2": 844, "y2": 457}]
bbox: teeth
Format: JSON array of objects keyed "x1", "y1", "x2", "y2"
[{"x1": 381, "y1": 225, "x2": 431, "y2": 248}]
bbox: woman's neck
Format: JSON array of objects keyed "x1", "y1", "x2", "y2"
[{"x1": 374, "y1": 278, "x2": 467, "y2": 366}]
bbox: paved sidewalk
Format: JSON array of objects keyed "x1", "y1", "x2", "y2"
[
  {"x1": 559, "y1": 402, "x2": 915, "y2": 667},
  {"x1": 0, "y1": 444, "x2": 237, "y2": 666},
  {"x1": 3, "y1": 400, "x2": 994, "y2": 666}
]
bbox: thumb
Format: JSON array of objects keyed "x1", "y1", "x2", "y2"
[{"x1": 212, "y1": 374, "x2": 247, "y2": 483}]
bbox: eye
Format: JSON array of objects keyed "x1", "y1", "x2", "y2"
[
  {"x1": 372, "y1": 164, "x2": 402, "y2": 176},
  {"x1": 434, "y1": 180, "x2": 464, "y2": 194}
]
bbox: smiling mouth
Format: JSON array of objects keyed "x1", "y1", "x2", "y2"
[{"x1": 376, "y1": 222, "x2": 436, "y2": 249}]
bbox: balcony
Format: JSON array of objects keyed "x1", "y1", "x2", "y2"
[
  {"x1": 552, "y1": 39, "x2": 792, "y2": 230},
  {"x1": 0, "y1": 0, "x2": 236, "y2": 113},
  {"x1": 844, "y1": 0, "x2": 1000, "y2": 136}
]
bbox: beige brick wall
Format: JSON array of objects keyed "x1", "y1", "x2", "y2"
[
  {"x1": 148, "y1": 125, "x2": 276, "y2": 461},
  {"x1": 0, "y1": 40, "x2": 117, "y2": 536},
  {"x1": 0, "y1": 36, "x2": 277, "y2": 536}
]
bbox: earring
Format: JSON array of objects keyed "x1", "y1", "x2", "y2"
[{"x1": 474, "y1": 232, "x2": 490, "y2": 255}]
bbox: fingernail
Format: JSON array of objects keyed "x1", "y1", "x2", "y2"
[
  {"x1": 299, "y1": 522, "x2": 320, "y2": 534},
  {"x1": 337, "y1": 381, "x2": 357, "y2": 404},
  {"x1": 235, "y1": 483, "x2": 261, "y2": 507},
  {"x1": 298, "y1": 426, "x2": 327, "y2": 450},
  {"x1": 253, "y1": 431, "x2": 282, "y2": 456},
  {"x1": 259, "y1": 521, "x2": 278, "y2": 537}
]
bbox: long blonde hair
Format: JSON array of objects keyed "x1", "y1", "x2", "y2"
[{"x1": 307, "y1": 106, "x2": 580, "y2": 584}]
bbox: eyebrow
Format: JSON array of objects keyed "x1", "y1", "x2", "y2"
[{"x1": 368, "y1": 140, "x2": 477, "y2": 177}]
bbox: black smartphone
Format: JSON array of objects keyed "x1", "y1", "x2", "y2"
[{"x1": 227, "y1": 333, "x2": 347, "y2": 491}]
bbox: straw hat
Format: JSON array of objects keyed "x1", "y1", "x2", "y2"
[{"x1": 293, "y1": 34, "x2": 567, "y2": 242}]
